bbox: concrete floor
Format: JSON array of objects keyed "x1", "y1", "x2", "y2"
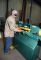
[
  {"x1": 0, "y1": 36, "x2": 41, "y2": 60},
  {"x1": 0, "y1": 39, "x2": 26, "y2": 60}
]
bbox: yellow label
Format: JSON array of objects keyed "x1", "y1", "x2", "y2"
[
  {"x1": 39, "y1": 29, "x2": 41, "y2": 36},
  {"x1": 0, "y1": 32, "x2": 2, "y2": 38}
]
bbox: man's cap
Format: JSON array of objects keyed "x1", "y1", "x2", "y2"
[{"x1": 12, "y1": 10, "x2": 18, "y2": 15}]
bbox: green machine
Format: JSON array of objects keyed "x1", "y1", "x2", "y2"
[
  {"x1": 13, "y1": 19, "x2": 41, "y2": 60},
  {"x1": 13, "y1": 20, "x2": 41, "y2": 60},
  {"x1": 13, "y1": 0, "x2": 41, "y2": 59},
  {"x1": 13, "y1": 31, "x2": 40, "y2": 60}
]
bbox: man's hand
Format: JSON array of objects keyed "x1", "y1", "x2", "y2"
[{"x1": 16, "y1": 27, "x2": 23, "y2": 32}]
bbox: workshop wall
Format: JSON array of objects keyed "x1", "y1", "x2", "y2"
[
  {"x1": 31, "y1": 3, "x2": 41, "y2": 24},
  {"x1": 8, "y1": 0, "x2": 23, "y2": 21},
  {"x1": 9, "y1": 0, "x2": 41, "y2": 25},
  {"x1": 8, "y1": 0, "x2": 22, "y2": 11},
  {"x1": 0, "y1": 0, "x2": 41, "y2": 25},
  {"x1": 0, "y1": 0, "x2": 22, "y2": 18},
  {"x1": 0, "y1": 0, "x2": 6, "y2": 18},
  {"x1": 26, "y1": 1, "x2": 41, "y2": 25}
]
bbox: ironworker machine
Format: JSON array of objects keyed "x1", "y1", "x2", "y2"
[
  {"x1": 13, "y1": 0, "x2": 41, "y2": 60},
  {"x1": 13, "y1": 22, "x2": 41, "y2": 60}
]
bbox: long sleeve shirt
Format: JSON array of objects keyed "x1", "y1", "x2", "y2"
[{"x1": 4, "y1": 16, "x2": 17, "y2": 37}]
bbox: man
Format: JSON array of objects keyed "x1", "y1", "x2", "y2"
[{"x1": 4, "y1": 10, "x2": 19, "y2": 53}]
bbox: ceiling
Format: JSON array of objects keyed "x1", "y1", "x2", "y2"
[{"x1": 33, "y1": 0, "x2": 41, "y2": 6}]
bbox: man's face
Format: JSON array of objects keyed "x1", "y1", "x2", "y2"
[
  {"x1": 12, "y1": 14, "x2": 18, "y2": 18},
  {"x1": 12, "y1": 10, "x2": 18, "y2": 18},
  {"x1": 14, "y1": 14, "x2": 18, "y2": 17}
]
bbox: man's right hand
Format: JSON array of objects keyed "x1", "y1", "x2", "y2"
[{"x1": 15, "y1": 27, "x2": 23, "y2": 32}]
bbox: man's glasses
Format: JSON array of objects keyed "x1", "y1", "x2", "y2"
[{"x1": 14, "y1": 14, "x2": 18, "y2": 16}]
